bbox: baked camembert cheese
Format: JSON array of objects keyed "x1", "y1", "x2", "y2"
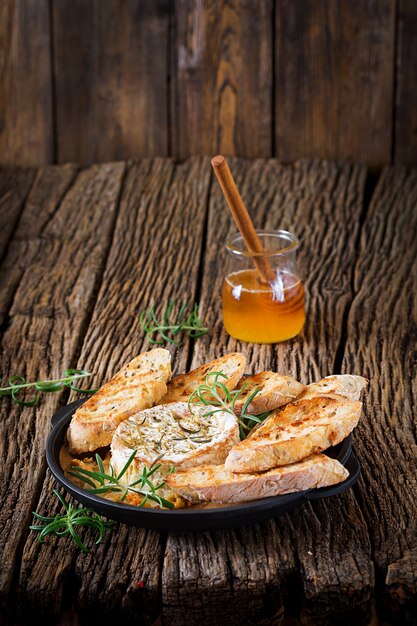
[{"x1": 111, "y1": 401, "x2": 240, "y2": 504}]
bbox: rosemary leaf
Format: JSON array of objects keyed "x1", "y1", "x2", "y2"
[
  {"x1": 30, "y1": 490, "x2": 114, "y2": 554},
  {"x1": 139, "y1": 301, "x2": 208, "y2": 345},
  {"x1": 188, "y1": 371, "x2": 271, "y2": 439},
  {"x1": 69, "y1": 454, "x2": 175, "y2": 510},
  {"x1": 0, "y1": 369, "x2": 98, "y2": 407}
]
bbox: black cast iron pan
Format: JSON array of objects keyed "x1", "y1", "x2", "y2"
[{"x1": 46, "y1": 398, "x2": 360, "y2": 531}]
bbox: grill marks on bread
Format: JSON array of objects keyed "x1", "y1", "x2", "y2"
[
  {"x1": 67, "y1": 349, "x2": 172, "y2": 453},
  {"x1": 299, "y1": 374, "x2": 368, "y2": 401},
  {"x1": 159, "y1": 353, "x2": 246, "y2": 403},
  {"x1": 225, "y1": 397, "x2": 362, "y2": 473},
  {"x1": 233, "y1": 371, "x2": 305, "y2": 415},
  {"x1": 166, "y1": 454, "x2": 349, "y2": 504}
]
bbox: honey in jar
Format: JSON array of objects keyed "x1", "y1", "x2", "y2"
[{"x1": 222, "y1": 231, "x2": 305, "y2": 344}]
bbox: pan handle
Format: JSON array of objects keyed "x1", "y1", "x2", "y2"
[{"x1": 305, "y1": 451, "x2": 360, "y2": 502}]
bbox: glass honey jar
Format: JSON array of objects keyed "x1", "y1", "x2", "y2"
[{"x1": 222, "y1": 230, "x2": 305, "y2": 343}]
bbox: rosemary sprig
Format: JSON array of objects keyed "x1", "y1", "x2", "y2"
[
  {"x1": 188, "y1": 372, "x2": 271, "y2": 439},
  {"x1": 0, "y1": 369, "x2": 98, "y2": 406},
  {"x1": 139, "y1": 302, "x2": 208, "y2": 345},
  {"x1": 68, "y1": 450, "x2": 175, "y2": 509},
  {"x1": 30, "y1": 489, "x2": 114, "y2": 554}
]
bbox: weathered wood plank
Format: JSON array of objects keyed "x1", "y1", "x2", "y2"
[
  {"x1": 394, "y1": 0, "x2": 417, "y2": 165},
  {"x1": 0, "y1": 0, "x2": 53, "y2": 165},
  {"x1": 163, "y1": 521, "x2": 296, "y2": 626},
  {"x1": 53, "y1": 0, "x2": 170, "y2": 165},
  {"x1": 0, "y1": 164, "x2": 77, "y2": 325},
  {"x1": 162, "y1": 158, "x2": 373, "y2": 625},
  {"x1": 342, "y1": 166, "x2": 417, "y2": 625},
  {"x1": 172, "y1": 0, "x2": 273, "y2": 160},
  {"x1": 275, "y1": 0, "x2": 395, "y2": 169},
  {"x1": 0, "y1": 166, "x2": 34, "y2": 263},
  {"x1": 0, "y1": 162, "x2": 125, "y2": 621},
  {"x1": 16, "y1": 158, "x2": 212, "y2": 625}
]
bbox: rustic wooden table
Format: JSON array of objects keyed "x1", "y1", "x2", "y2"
[{"x1": 0, "y1": 158, "x2": 415, "y2": 626}]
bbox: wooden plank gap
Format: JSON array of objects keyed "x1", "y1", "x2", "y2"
[
  {"x1": 47, "y1": 0, "x2": 58, "y2": 164},
  {"x1": 185, "y1": 164, "x2": 213, "y2": 371},
  {"x1": 393, "y1": 0, "x2": 417, "y2": 164},
  {"x1": 271, "y1": 0, "x2": 277, "y2": 158},
  {"x1": 332, "y1": 168, "x2": 379, "y2": 374},
  {"x1": 166, "y1": 0, "x2": 174, "y2": 158}
]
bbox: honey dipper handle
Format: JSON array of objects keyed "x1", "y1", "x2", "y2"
[{"x1": 211, "y1": 155, "x2": 274, "y2": 283}]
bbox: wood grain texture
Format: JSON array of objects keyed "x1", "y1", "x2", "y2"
[
  {"x1": 3, "y1": 158, "x2": 415, "y2": 624},
  {"x1": 53, "y1": 0, "x2": 170, "y2": 164},
  {"x1": 2, "y1": 1, "x2": 417, "y2": 169},
  {"x1": 0, "y1": 164, "x2": 77, "y2": 325},
  {"x1": 0, "y1": 162, "x2": 125, "y2": 621},
  {"x1": 172, "y1": 0, "x2": 273, "y2": 160},
  {"x1": 342, "y1": 166, "x2": 417, "y2": 625},
  {"x1": 16, "y1": 158, "x2": 211, "y2": 625},
  {"x1": 0, "y1": 166, "x2": 34, "y2": 262},
  {"x1": 162, "y1": 158, "x2": 374, "y2": 625},
  {"x1": 0, "y1": 0, "x2": 53, "y2": 165},
  {"x1": 394, "y1": 0, "x2": 417, "y2": 165},
  {"x1": 275, "y1": 0, "x2": 396, "y2": 169},
  {"x1": 163, "y1": 522, "x2": 295, "y2": 626}
]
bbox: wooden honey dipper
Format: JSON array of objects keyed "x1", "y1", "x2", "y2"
[{"x1": 211, "y1": 155, "x2": 275, "y2": 283}]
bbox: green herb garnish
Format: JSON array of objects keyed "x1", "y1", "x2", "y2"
[
  {"x1": 68, "y1": 450, "x2": 175, "y2": 509},
  {"x1": 188, "y1": 371, "x2": 271, "y2": 439},
  {"x1": 0, "y1": 369, "x2": 97, "y2": 406},
  {"x1": 139, "y1": 302, "x2": 208, "y2": 345},
  {"x1": 30, "y1": 489, "x2": 114, "y2": 554}
]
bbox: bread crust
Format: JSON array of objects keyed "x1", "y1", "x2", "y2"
[
  {"x1": 159, "y1": 353, "x2": 246, "y2": 403},
  {"x1": 67, "y1": 349, "x2": 172, "y2": 453},
  {"x1": 299, "y1": 375, "x2": 368, "y2": 401},
  {"x1": 233, "y1": 372, "x2": 305, "y2": 415},
  {"x1": 167, "y1": 454, "x2": 349, "y2": 504},
  {"x1": 225, "y1": 396, "x2": 362, "y2": 473}
]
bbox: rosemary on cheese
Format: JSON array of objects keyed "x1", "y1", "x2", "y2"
[{"x1": 188, "y1": 371, "x2": 271, "y2": 439}]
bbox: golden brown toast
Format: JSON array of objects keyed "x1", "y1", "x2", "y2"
[
  {"x1": 67, "y1": 349, "x2": 172, "y2": 453},
  {"x1": 159, "y1": 353, "x2": 246, "y2": 403},
  {"x1": 167, "y1": 454, "x2": 349, "y2": 504},
  {"x1": 233, "y1": 371, "x2": 305, "y2": 415},
  {"x1": 225, "y1": 396, "x2": 362, "y2": 473},
  {"x1": 299, "y1": 374, "x2": 368, "y2": 401}
]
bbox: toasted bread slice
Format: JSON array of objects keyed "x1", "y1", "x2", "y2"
[
  {"x1": 225, "y1": 396, "x2": 362, "y2": 473},
  {"x1": 159, "y1": 353, "x2": 246, "y2": 403},
  {"x1": 300, "y1": 375, "x2": 368, "y2": 401},
  {"x1": 67, "y1": 349, "x2": 172, "y2": 453},
  {"x1": 167, "y1": 454, "x2": 349, "y2": 504},
  {"x1": 111, "y1": 402, "x2": 239, "y2": 503},
  {"x1": 233, "y1": 372, "x2": 305, "y2": 415}
]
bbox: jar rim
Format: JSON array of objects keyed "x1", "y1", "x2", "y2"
[{"x1": 225, "y1": 229, "x2": 300, "y2": 258}]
